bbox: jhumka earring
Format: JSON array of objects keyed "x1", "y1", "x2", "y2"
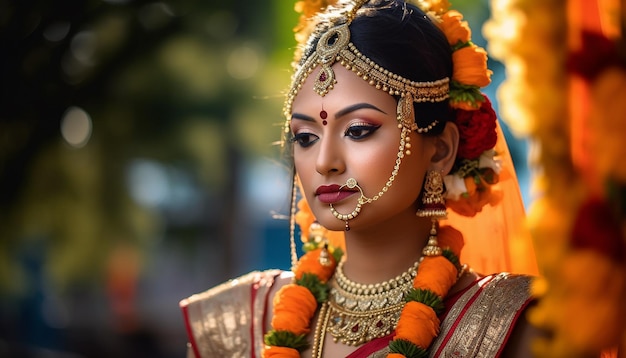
[{"x1": 416, "y1": 170, "x2": 447, "y2": 256}]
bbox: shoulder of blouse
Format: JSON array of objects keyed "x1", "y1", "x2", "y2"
[{"x1": 180, "y1": 269, "x2": 289, "y2": 358}]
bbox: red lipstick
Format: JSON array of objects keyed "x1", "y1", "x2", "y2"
[{"x1": 315, "y1": 184, "x2": 359, "y2": 204}]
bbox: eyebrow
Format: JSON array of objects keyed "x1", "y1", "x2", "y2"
[
  {"x1": 291, "y1": 112, "x2": 316, "y2": 122},
  {"x1": 291, "y1": 102, "x2": 387, "y2": 122},
  {"x1": 335, "y1": 103, "x2": 387, "y2": 118}
]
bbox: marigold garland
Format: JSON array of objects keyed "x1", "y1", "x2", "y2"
[
  {"x1": 293, "y1": 247, "x2": 336, "y2": 282},
  {"x1": 271, "y1": 284, "x2": 318, "y2": 335},
  {"x1": 395, "y1": 301, "x2": 441, "y2": 349},
  {"x1": 263, "y1": 345, "x2": 300, "y2": 358},
  {"x1": 389, "y1": 225, "x2": 462, "y2": 357},
  {"x1": 412, "y1": 256, "x2": 458, "y2": 297}
]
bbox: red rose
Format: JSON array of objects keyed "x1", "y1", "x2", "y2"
[{"x1": 454, "y1": 95, "x2": 498, "y2": 159}]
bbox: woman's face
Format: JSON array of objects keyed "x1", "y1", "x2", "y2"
[{"x1": 290, "y1": 65, "x2": 437, "y2": 232}]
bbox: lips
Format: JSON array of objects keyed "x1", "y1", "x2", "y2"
[{"x1": 315, "y1": 184, "x2": 359, "y2": 204}]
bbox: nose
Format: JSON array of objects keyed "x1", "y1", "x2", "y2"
[{"x1": 315, "y1": 135, "x2": 345, "y2": 176}]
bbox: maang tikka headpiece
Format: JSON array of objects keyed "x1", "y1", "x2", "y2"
[{"x1": 282, "y1": 0, "x2": 451, "y2": 138}]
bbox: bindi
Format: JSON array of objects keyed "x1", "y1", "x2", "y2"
[{"x1": 320, "y1": 104, "x2": 328, "y2": 125}]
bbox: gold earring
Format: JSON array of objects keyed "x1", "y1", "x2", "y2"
[
  {"x1": 422, "y1": 219, "x2": 443, "y2": 256},
  {"x1": 416, "y1": 170, "x2": 447, "y2": 218},
  {"x1": 416, "y1": 171, "x2": 447, "y2": 257}
]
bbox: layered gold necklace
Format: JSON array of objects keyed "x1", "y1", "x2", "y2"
[{"x1": 312, "y1": 260, "x2": 419, "y2": 357}]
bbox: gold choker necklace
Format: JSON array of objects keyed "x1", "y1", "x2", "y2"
[{"x1": 313, "y1": 260, "x2": 419, "y2": 355}]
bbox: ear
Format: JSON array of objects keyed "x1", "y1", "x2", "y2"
[{"x1": 429, "y1": 122, "x2": 459, "y2": 174}]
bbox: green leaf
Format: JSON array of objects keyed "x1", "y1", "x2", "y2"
[
  {"x1": 442, "y1": 249, "x2": 460, "y2": 269},
  {"x1": 451, "y1": 40, "x2": 472, "y2": 52},
  {"x1": 332, "y1": 247, "x2": 344, "y2": 263},
  {"x1": 264, "y1": 330, "x2": 309, "y2": 351},
  {"x1": 449, "y1": 81, "x2": 484, "y2": 108},
  {"x1": 405, "y1": 288, "x2": 445, "y2": 315},
  {"x1": 296, "y1": 272, "x2": 329, "y2": 303},
  {"x1": 389, "y1": 339, "x2": 429, "y2": 358}
]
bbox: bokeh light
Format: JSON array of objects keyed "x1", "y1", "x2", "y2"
[{"x1": 60, "y1": 106, "x2": 93, "y2": 148}]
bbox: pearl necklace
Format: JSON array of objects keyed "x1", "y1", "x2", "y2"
[{"x1": 312, "y1": 260, "x2": 419, "y2": 357}]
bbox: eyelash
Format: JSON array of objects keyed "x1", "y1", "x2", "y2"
[
  {"x1": 290, "y1": 123, "x2": 381, "y2": 148},
  {"x1": 345, "y1": 123, "x2": 381, "y2": 140},
  {"x1": 290, "y1": 132, "x2": 318, "y2": 148}
]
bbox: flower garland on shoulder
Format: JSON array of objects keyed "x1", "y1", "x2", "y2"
[
  {"x1": 388, "y1": 225, "x2": 465, "y2": 358},
  {"x1": 264, "y1": 241, "x2": 342, "y2": 357}
]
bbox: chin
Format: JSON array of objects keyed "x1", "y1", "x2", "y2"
[{"x1": 316, "y1": 217, "x2": 346, "y2": 232}]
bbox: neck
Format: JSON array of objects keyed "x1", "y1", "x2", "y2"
[{"x1": 340, "y1": 210, "x2": 431, "y2": 285}]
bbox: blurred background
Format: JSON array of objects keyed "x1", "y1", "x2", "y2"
[{"x1": 0, "y1": 0, "x2": 528, "y2": 357}]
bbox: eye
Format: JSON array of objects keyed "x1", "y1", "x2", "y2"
[
  {"x1": 345, "y1": 124, "x2": 381, "y2": 140},
  {"x1": 291, "y1": 132, "x2": 319, "y2": 148}
]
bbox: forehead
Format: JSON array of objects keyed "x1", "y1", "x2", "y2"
[{"x1": 291, "y1": 64, "x2": 397, "y2": 113}]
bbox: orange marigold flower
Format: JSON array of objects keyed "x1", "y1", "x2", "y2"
[
  {"x1": 263, "y1": 345, "x2": 300, "y2": 358},
  {"x1": 295, "y1": 198, "x2": 316, "y2": 243},
  {"x1": 439, "y1": 10, "x2": 471, "y2": 46},
  {"x1": 438, "y1": 226, "x2": 464, "y2": 257},
  {"x1": 293, "y1": 248, "x2": 337, "y2": 282},
  {"x1": 395, "y1": 301, "x2": 440, "y2": 348},
  {"x1": 387, "y1": 354, "x2": 405, "y2": 358},
  {"x1": 428, "y1": 0, "x2": 451, "y2": 14},
  {"x1": 447, "y1": 185, "x2": 502, "y2": 217},
  {"x1": 271, "y1": 284, "x2": 317, "y2": 335},
  {"x1": 413, "y1": 256, "x2": 457, "y2": 298},
  {"x1": 294, "y1": 0, "x2": 338, "y2": 18},
  {"x1": 295, "y1": 197, "x2": 346, "y2": 252},
  {"x1": 452, "y1": 45, "x2": 492, "y2": 87}
]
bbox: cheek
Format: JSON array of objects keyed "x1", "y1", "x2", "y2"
[{"x1": 294, "y1": 150, "x2": 316, "y2": 192}]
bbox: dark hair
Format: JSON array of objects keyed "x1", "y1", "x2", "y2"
[
  {"x1": 300, "y1": 0, "x2": 454, "y2": 135},
  {"x1": 350, "y1": 0, "x2": 453, "y2": 135}
]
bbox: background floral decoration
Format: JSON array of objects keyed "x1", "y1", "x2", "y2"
[{"x1": 486, "y1": 0, "x2": 626, "y2": 357}]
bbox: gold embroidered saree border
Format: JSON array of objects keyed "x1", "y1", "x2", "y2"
[
  {"x1": 180, "y1": 269, "x2": 283, "y2": 358},
  {"x1": 429, "y1": 273, "x2": 533, "y2": 357}
]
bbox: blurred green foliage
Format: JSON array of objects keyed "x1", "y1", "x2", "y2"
[{"x1": 0, "y1": 0, "x2": 299, "y2": 295}]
